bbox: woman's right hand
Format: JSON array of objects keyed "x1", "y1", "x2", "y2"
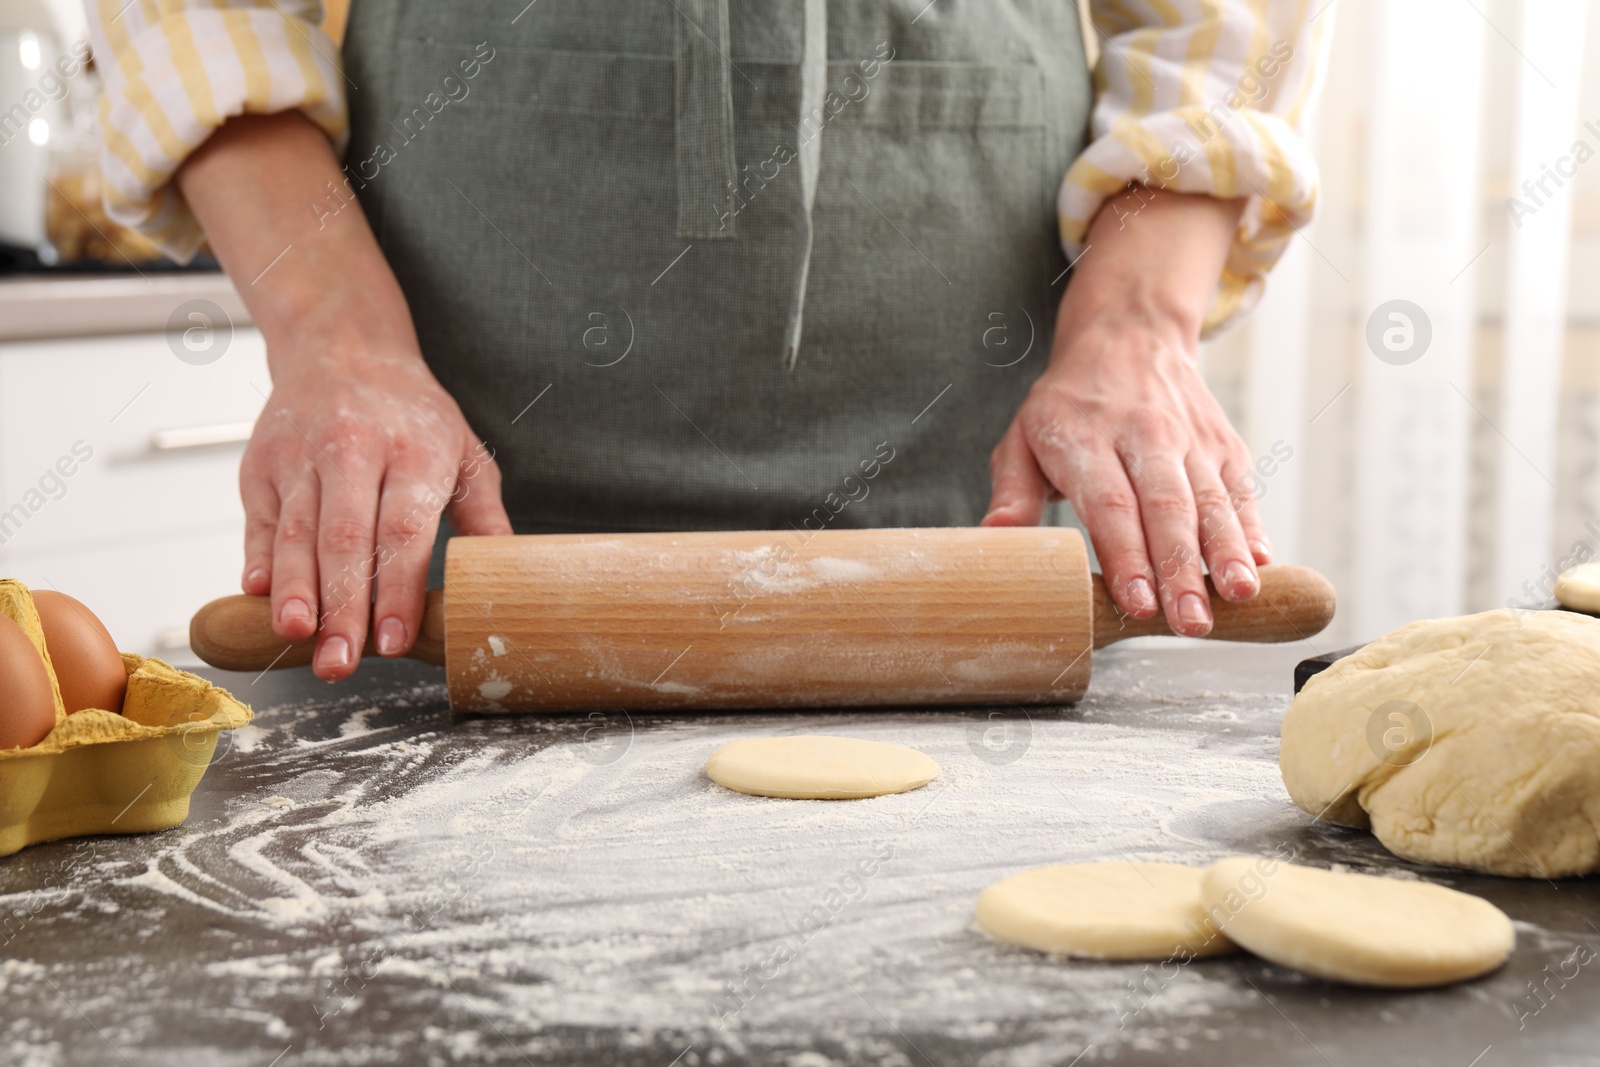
[
  {"x1": 240, "y1": 339, "x2": 511, "y2": 680},
  {"x1": 176, "y1": 111, "x2": 512, "y2": 680}
]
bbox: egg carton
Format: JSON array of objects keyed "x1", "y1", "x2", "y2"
[{"x1": 0, "y1": 580, "x2": 251, "y2": 857}]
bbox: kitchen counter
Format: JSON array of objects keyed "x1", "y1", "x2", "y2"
[
  {"x1": 0, "y1": 272, "x2": 249, "y2": 342},
  {"x1": 1, "y1": 641, "x2": 1595, "y2": 1066}
]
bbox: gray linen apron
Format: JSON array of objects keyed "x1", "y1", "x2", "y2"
[{"x1": 340, "y1": 0, "x2": 1092, "y2": 553}]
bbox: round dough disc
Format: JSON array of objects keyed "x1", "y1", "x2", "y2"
[
  {"x1": 705, "y1": 735, "x2": 940, "y2": 799},
  {"x1": 1281, "y1": 609, "x2": 1600, "y2": 877},
  {"x1": 974, "y1": 862, "x2": 1237, "y2": 960},
  {"x1": 1201, "y1": 858, "x2": 1514, "y2": 988},
  {"x1": 1556, "y1": 562, "x2": 1600, "y2": 613}
]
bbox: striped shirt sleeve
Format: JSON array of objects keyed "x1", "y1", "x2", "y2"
[
  {"x1": 1064, "y1": 1, "x2": 1333, "y2": 336},
  {"x1": 85, "y1": 0, "x2": 348, "y2": 263}
]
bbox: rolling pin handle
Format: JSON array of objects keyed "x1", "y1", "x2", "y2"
[
  {"x1": 189, "y1": 590, "x2": 447, "y2": 671},
  {"x1": 1091, "y1": 564, "x2": 1336, "y2": 648}
]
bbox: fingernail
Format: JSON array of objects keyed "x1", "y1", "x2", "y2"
[
  {"x1": 1178, "y1": 592, "x2": 1211, "y2": 630},
  {"x1": 1222, "y1": 560, "x2": 1258, "y2": 595},
  {"x1": 1249, "y1": 539, "x2": 1273, "y2": 563},
  {"x1": 314, "y1": 635, "x2": 351, "y2": 672},
  {"x1": 244, "y1": 567, "x2": 269, "y2": 588},
  {"x1": 280, "y1": 597, "x2": 313, "y2": 626},
  {"x1": 376, "y1": 616, "x2": 407, "y2": 657},
  {"x1": 1127, "y1": 577, "x2": 1156, "y2": 612}
]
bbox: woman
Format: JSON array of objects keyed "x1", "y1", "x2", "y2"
[{"x1": 88, "y1": 0, "x2": 1326, "y2": 680}]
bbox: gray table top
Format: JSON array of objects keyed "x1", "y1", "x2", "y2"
[{"x1": 1, "y1": 640, "x2": 1596, "y2": 1067}]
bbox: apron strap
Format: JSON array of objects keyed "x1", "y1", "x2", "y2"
[
  {"x1": 673, "y1": 0, "x2": 738, "y2": 240},
  {"x1": 672, "y1": 0, "x2": 827, "y2": 367},
  {"x1": 782, "y1": 0, "x2": 827, "y2": 370}
]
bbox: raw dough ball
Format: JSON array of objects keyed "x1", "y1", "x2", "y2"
[
  {"x1": 1281, "y1": 609, "x2": 1600, "y2": 877},
  {"x1": 974, "y1": 861, "x2": 1236, "y2": 960},
  {"x1": 1201, "y1": 858, "x2": 1514, "y2": 987},
  {"x1": 705, "y1": 735, "x2": 939, "y2": 799},
  {"x1": 1555, "y1": 562, "x2": 1600, "y2": 613}
]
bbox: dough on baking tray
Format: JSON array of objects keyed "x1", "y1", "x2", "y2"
[
  {"x1": 1555, "y1": 562, "x2": 1600, "y2": 613},
  {"x1": 1280, "y1": 609, "x2": 1600, "y2": 877},
  {"x1": 1201, "y1": 858, "x2": 1513, "y2": 987},
  {"x1": 974, "y1": 861, "x2": 1236, "y2": 960},
  {"x1": 705, "y1": 735, "x2": 940, "y2": 799}
]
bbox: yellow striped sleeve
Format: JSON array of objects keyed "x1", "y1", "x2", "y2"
[
  {"x1": 85, "y1": 0, "x2": 348, "y2": 262},
  {"x1": 1063, "y1": 0, "x2": 1332, "y2": 336}
]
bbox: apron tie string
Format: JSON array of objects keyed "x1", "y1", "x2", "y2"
[
  {"x1": 782, "y1": 0, "x2": 827, "y2": 371},
  {"x1": 673, "y1": 0, "x2": 738, "y2": 240}
]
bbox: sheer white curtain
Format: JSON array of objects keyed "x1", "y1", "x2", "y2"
[{"x1": 1204, "y1": 0, "x2": 1600, "y2": 643}]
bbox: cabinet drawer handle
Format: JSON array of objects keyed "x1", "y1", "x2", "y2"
[{"x1": 150, "y1": 421, "x2": 254, "y2": 451}]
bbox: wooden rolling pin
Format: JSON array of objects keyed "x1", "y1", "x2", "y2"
[{"x1": 190, "y1": 527, "x2": 1335, "y2": 711}]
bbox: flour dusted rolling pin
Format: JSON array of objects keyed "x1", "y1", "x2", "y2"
[{"x1": 190, "y1": 527, "x2": 1335, "y2": 711}]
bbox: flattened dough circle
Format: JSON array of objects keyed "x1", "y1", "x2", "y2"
[
  {"x1": 974, "y1": 862, "x2": 1236, "y2": 960},
  {"x1": 705, "y1": 735, "x2": 940, "y2": 799},
  {"x1": 1201, "y1": 858, "x2": 1514, "y2": 988},
  {"x1": 1556, "y1": 561, "x2": 1600, "y2": 613}
]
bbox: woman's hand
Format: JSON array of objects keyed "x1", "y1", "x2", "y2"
[
  {"x1": 240, "y1": 339, "x2": 510, "y2": 679},
  {"x1": 179, "y1": 112, "x2": 512, "y2": 679},
  {"x1": 984, "y1": 188, "x2": 1269, "y2": 637}
]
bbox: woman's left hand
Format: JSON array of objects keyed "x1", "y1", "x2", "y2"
[{"x1": 982, "y1": 187, "x2": 1269, "y2": 638}]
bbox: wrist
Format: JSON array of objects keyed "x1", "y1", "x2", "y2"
[
  {"x1": 1050, "y1": 272, "x2": 1204, "y2": 377},
  {"x1": 1058, "y1": 187, "x2": 1243, "y2": 348},
  {"x1": 265, "y1": 323, "x2": 428, "y2": 390},
  {"x1": 1059, "y1": 270, "x2": 1209, "y2": 350},
  {"x1": 253, "y1": 244, "x2": 426, "y2": 382}
]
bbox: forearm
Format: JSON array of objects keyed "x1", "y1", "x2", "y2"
[
  {"x1": 1059, "y1": 1, "x2": 1325, "y2": 336},
  {"x1": 1058, "y1": 188, "x2": 1245, "y2": 351},
  {"x1": 175, "y1": 111, "x2": 419, "y2": 378},
  {"x1": 180, "y1": 115, "x2": 509, "y2": 673}
]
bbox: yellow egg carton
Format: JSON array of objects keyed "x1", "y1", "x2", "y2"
[{"x1": 0, "y1": 580, "x2": 251, "y2": 857}]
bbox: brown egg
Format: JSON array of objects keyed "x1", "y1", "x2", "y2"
[
  {"x1": 0, "y1": 613, "x2": 57, "y2": 748},
  {"x1": 32, "y1": 590, "x2": 127, "y2": 716}
]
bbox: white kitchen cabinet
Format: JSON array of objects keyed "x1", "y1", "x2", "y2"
[
  {"x1": 5, "y1": 528, "x2": 254, "y2": 665},
  {"x1": 0, "y1": 327, "x2": 268, "y2": 663}
]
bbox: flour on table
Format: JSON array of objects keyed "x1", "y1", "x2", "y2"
[{"x1": 0, "y1": 664, "x2": 1479, "y2": 1064}]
